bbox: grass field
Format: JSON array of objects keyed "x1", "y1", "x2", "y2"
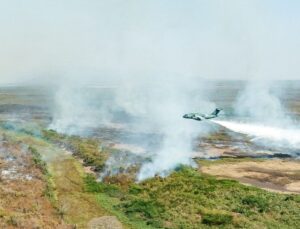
[
  {"x1": 0, "y1": 85, "x2": 300, "y2": 228},
  {"x1": 85, "y1": 167, "x2": 300, "y2": 229},
  {"x1": 38, "y1": 128, "x2": 300, "y2": 228}
]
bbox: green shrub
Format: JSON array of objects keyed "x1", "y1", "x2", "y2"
[
  {"x1": 129, "y1": 185, "x2": 143, "y2": 195},
  {"x1": 44, "y1": 173, "x2": 56, "y2": 201},
  {"x1": 42, "y1": 129, "x2": 63, "y2": 142},
  {"x1": 284, "y1": 195, "x2": 300, "y2": 203},
  {"x1": 103, "y1": 184, "x2": 123, "y2": 198},
  {"x1": 29, "y1": 146, "x2": 48, "y2": 174},
  {"x1": 84, "y1": 174, "x2": 123, "y2": 198},
  {"x1": 84, "y1": 174, "x2": 105, "y2": 193},
  {"x1": 28, "y1": 146, "x2": 55, "y2": 202},
  {"x1": 122, "y1": 199, "x2": 164, "y2": 219},
  {"x1": 242, "y1": 195, "x2": 270, "y2": 213},
  {"x1": 202, "y1": 211, "x2": 233, "y2": 225},
  {"x1": 42, "y1": 129, "x2": 107, "y2": 172}
]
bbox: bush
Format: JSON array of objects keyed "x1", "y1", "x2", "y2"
[
  {"x1": 122, "y1": 199, "x2": 164, "y2": 219},
  {"x1": 202, "y1": 211, "x2": 233, "y2": 225},
  {"x1": 28, "y1": 146, "x2": 55, "y2": 202},
  {"x1": 29, "y1": 146, "x2": 48, "y2": 174},
  {"x1": 242, "y1": 195, "x2": 270, "y2": 213},
  {"x1": 103, "y1": 184, "x2": 123, "y2": 198},
  {"x1": 129, "y1": 184, "x2": 143, "y2": 195},
  {"x1": 42, "y1": 129, "x2": 63, "y2": 142},
  {"x1": 42, "y1": 129, "x2": 107, "y2": 172},
  {"x1": 84, "y1": 174, "x2": 105, "y2": 193},
  {"x1": 84, "y1": 174, "x2": 123, "y2": 197}
]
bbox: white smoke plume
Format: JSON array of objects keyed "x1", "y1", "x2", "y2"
[
  {"x1": 49, "y1": 79, "x2": 216, "y2": 180},
  {"x1": 116, "y1": 81, "x2": 215, "y2": 180},
  {"x1": 234, "y1": 81, "x2": 290, "y2": 125},
  {"x1": 49, "y1": 85, "x2": 114, "y2": 135},
  {"x1": 217, "y1": 80, "x2": 300, "y2": 152},
  {"x1": 1, "y1": 1, "x2": 300, "y2": 179}
]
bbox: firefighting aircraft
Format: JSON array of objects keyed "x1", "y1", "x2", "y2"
[{"x1": 183, "y1": 108, "x2": 222, "y2": 121}]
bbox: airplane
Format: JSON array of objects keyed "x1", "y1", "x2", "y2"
[{"x1": 183, "y1": 108, "x2": 222, "y2": 121}]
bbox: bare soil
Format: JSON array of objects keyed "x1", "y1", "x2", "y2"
[
  {"x1": 201, "y1": 159, "x2": 300, "y2": 193},
  {"x1": 88, "y1": 216, "x2": 123, "y2": 229}
]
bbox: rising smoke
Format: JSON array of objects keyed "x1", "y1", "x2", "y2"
[
  {"x1": 115, "y1": 80, "x2": 216, "y2": 180},
  {"x1": 1, "y1": 1, "x2": 300, "y2": 179},
  {"x1": 234, "y1": 81, "x2": 289, "y2": 124},
  {"x1": 213, "y1": 80, "x2": 300, "y2": 152},
  {"x1": 50, "y1": 79, "x2": 216, "y2": 180},
  {"x1": 49, "y1": 86, "x2": 110, "y2": 135}
]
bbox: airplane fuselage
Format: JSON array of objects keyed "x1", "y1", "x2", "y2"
[{"x1": 183, "y1": 108, "x2": 222, "y2": 121}]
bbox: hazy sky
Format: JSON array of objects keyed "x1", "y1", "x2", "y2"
[{"x1": 1, "y1": 0, "x2": 300, "y2": 84}]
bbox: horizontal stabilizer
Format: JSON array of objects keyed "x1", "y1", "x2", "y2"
[{"x1": 211, "y1": 108, "x2": 222, "y2": 116}]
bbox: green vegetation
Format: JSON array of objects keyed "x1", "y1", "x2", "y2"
[
  {"x1": 85, "y1": 167, "x2": 300, "y2": 229},
  {"x1": 29, "y1": 146, "x2": 56, "y2": 202},
  {"x1": 95, "y1": 194, "x2": 156, "y2": 229},
  {"x1": 201, "y1": 210, "x2": 233, "y2": 226},
  {"x1": 197, "y1": 157, "x2": 265, "y2": 167},
  {"x1": 84, "y1": 174, "x2": 124, "y2": 198},
  {"x1": 3, "y1": 128, "x2": 300, "y2": 228},
  {"x1": 42, "y1": 131, "x2": 300, "y2": 228},
  {"x1": 48, "y1": 156, "x2": 108, "y2": 227},
  {"x1": 29, "y1": 146, "x2": 48, "y2": 174},
  {"x1": 42, "y1": 129, "x2": 108, "y2": 171},
  {"x1": 84, "y1": 175, "x2": 156, "y2": 229}
]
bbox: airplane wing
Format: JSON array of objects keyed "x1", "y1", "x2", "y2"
[{"x1": 193, "y1": 114, "x2": 203, "y2": 121}]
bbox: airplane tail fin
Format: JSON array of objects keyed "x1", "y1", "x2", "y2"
[{"x1": 211, "y1": 108, "x2": 222, "y2": 116}]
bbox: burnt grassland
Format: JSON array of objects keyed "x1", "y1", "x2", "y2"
[
  {"x1": 41, "y1": 129, "x2": 300, "y2": 228},
  {"x1": 42, "y1": 129, "x2": 110, "y2": 172},
  {"x1": 44, "y1": 131, "x2": 300, "y2": 228},
  {"x1": 0, "y1": 134, "x2": 69, "y2": 228},
  {"x1": 1, "y1": 85, "x2": 300, "y2": 228},
  {"x1": 0, "y1": 123, "x2": 299, "y2": 228}
]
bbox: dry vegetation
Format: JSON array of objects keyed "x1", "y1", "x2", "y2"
[
  {"x1": 40, "y1": 129, "x2": 300, "y2": 228},
  {"x1": 1, "y1": 87, "x2": 300, "y2": 228},
  {"x1": 0, "y1": 134, "x2": 69, "y2": 228},
  {"x1": 1, "y1": 124, "x2": 300, "y2": 229},
  {"x1": 0, "y1": 128, "x2": 124, "y2": 228}
]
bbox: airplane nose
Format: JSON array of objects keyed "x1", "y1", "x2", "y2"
[{"x1": 183, "y1": 114, "x2": 188, "y2": 118}]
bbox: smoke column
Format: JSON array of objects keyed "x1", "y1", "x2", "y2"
[
  {"x1": 213, "y1": 80, "x2": 300, "y2": 151},
  {"x1": 49, "y1": 79, "x2": 216, "y2": 180},
  {"x1": 49, "y1": 85, "x2": 114, "y2": 135},
  {"x1": 114, "y1": 80, "x2": 216, "y2": 180},
  {"x1": 234, "y1": 81, "x2": 289, "y2": 124}
]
